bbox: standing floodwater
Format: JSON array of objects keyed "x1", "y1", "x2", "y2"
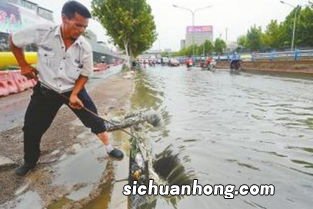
[{"x1": 131, "y1": 66, "x2": 313, "y2": 209}]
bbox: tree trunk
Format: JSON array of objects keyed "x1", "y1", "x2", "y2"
[{"x1": 124, "y1": 40, "x2": 131, "y2": 68}]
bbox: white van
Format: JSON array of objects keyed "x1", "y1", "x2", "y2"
[{"x1": 161, "y1": 57, "x2": 169, "y2": 65}]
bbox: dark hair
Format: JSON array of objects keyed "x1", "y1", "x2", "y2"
[{"x1": 61, "y1": 1, "x2": 91, "y2": 19}]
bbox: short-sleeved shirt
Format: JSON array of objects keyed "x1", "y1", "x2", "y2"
[{"x1": 12, "y1": 24, "x2": 93, "y2": 93}]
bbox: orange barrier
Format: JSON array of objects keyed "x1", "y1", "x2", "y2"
[
  {"x1": 0, "y1": 81, "x2": 10, "y2": 96},
  {"x1": 0, "y1": 70, "x2": 36, "y2": 97},
  {"x1": 0, "y1": 71, "x2": 11, "y2": 96},
  {"x1": 10, "y1": 70, "x2": 31, "y2": 92},
  {"x1": 93, "y1": 63, "x2": 109, "y2": 72},
  {"x1": 11, "y1": 71, "x2": 26, "y2": 92},
  {"x1": 6, "y1": 78, "x2": 19, "y2": 94}
]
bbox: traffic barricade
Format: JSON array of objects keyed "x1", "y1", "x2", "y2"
[
  {"x1": 0, "y1": 70, "x2": 36, "y2": 97},
  {"x1": 10, "y1": 70, "x2": 28, "y2": 92},
  {"x1": 0, "y1": 71, "x2": 17, "y2": 96},
  {"x1": 0, "y1": 80, "x2": 10, "y2": 96}
]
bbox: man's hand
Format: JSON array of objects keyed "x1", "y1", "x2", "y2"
[
  {"x1": 69, "y1": 94, "x2": 84, "y2": 109},
  {"x1": 21, "y1": 65, "x2": 38, "y2": 80}
]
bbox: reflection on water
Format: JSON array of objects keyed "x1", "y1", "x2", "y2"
[
  {"x1": 131, "y1": 72, "x2": 163, "y2": 110},
  {"x1": 131, "y1": 67, "x2": 313, "y2": 209},
  {"x1": 132, "y1": 145, "x2": 195, "y2": 209},
  {"x1": 153, "y1": 145, "x2": 195, "y2": 186}
]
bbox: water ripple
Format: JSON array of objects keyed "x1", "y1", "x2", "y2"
[{"x1": 132, "y1": 67, "x2": 313, "y2": 209}]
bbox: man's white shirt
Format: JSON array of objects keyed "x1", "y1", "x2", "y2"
[{"x1": 12, "y1": 24, "x2": 93, "y2": 93}]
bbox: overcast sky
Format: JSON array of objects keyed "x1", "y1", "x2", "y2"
[{"x1": 30, "y1": 0, "x2": 309, "y2": 51}]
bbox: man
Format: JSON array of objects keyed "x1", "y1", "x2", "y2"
[
  {"x1": 9, "y1": 1, "x2": 123, "y2": 176},
  {"x1": 230, "y1": 52, "x2": 241, "y2": 71}
]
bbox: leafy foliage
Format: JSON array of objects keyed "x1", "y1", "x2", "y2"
[
  {"x1": 175, "y1": 38, "x2": 226, "y2": 57},
  {"x1": 246, "y1": 25, "x2": 263, "y2": 51},
  {"x1": 91, "y1": 0, "x2": 157, "y2": 58},
  {"x1": 239, "y1": 6, "x2": 313, "y2": 51},
  {"x1": 214, "y1": 38, "x2": 227, "y2": 54}
]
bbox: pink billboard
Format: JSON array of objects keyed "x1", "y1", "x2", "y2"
[
  {"x1": 187, "y1": 25, "x2": 213, "y2": 33},
  {"x1": 0, "y1": 1, "x2": 52, "y2": 34},
  {"x1": 0, "y1": 2, "x2": 22, "y2": 33}
]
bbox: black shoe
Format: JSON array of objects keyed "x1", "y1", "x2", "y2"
[
  {"x1": 15, "y1": 164, "x2": 35, "y2": 176},
  {"x1": 108, "y1": 148, "x2": 124, "y2": 160}
]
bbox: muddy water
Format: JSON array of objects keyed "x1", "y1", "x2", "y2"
[{"x1": 132, "y1": 66, "x2": 313, "y2": 209}]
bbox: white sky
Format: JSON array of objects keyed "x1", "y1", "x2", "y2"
[{"x1": 30, "y1": 0, "x2": 309, "y2": 51}]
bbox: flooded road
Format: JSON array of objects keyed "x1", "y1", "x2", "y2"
[{"x1": 132, "y1": 66, "x2": 313, "y2": 209}]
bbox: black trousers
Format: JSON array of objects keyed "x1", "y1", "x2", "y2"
[{"x1": 23, "y1": 83, "x2": 106, "y2": 165}]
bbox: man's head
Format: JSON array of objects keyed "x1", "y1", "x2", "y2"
[{"x1": 61, "y1": 1, "x2": 91, "y2": 41}]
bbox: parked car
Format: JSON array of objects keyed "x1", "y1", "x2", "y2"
[
  {"x1": 169, "y1": 58, "x2": 180, "y2": 66},
  {"x1": 161, "y1": 57, "x2": 169, "y2": 65}
]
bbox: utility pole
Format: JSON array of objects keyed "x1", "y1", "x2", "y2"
[
  {"x1": 225, "y1": 28, "x2": 228, "y2": 42},
  {"x1": 280, "y1": 0, "x2": 299, "y2": 51},
  {"x1": 173, "y1": 4, "x2": 212, "y2": 57}
]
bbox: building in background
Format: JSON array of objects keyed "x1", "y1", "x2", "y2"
[
  {"x1": 0, "y1": 0, "x2": 124, "y2": 65},
  {"x1": 180, "y1": 39, "x2": 185, "y2": 50},
  {"x1": 185, "y1": 25, "x2": 213, "y2": 47},
  {"x1": 0, "y1": 0, "x2": 53, "y2": 52},
  {"x1": 85, "y1": 30, "x2": 122, "y2": 64},
  {"x1": 0, "y1": 0, "x2": 53, "y2": 33}
]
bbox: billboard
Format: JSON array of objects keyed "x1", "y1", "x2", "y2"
[
  {"x1": 0, "y1": 2, "x2": 22, "y2": 33},
  {"x1": 186, "y1": 25, "x2": 213, "y2": 33},
  {"x1": 0, "y1": 1, "x2": 52, "y2": 34}
]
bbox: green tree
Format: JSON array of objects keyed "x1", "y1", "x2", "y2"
[
  {"x1": 214, "y1": 38, "x2": 226, "y2": 54},
  {"x1": 237, "y1": 5, "x2": 313, "y2": 51},
  {"x1": 91, "y1": 0, "x2": 157, "y2": 66},
  {"x1": 180, "y1": 45, "x2": 193, "y2": 56},
  {"x1": 295, "y1": 6, "x2": 313, "y2": 47},
  {"x1": 279, "y1": 6, "x2": 299, "y2": 49},
  {"x1": 237, "y1": 35, "x2": 247, "y2": 48},
  {"x1": 175, "y1": 40, "x2": 214, "y2": 56},
  {"x1": 202, "y1": 40, "x2": 214, "y2": 55},
  {"x1": 246, "y1": 25, "x2": 263, "y2": 51},
  {"x1": 263, "y1": 20, "x2": 284, "y2": 49},
  {"x1": 195, "y1": 44, "x2": 202, "y2": 56}
]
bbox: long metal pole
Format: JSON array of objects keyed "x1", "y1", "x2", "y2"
[
  {"x1": 291, "y1": 7, "x2": 298, "y2": 51},
  {"x1": 191, "y1": 11, "x2": 195, "y2": 57},
  {"x1": 173, "y1": 4, "x2": 212, "y2": 57},
  {"x1": 280, "y1": 1, "x2": 298, "y2": 51}
]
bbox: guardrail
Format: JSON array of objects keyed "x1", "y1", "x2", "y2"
[
  {"x1": 251, "y1": 50, "x2": 313, "y2": 61},
  {"x1": 213, "y1": 49, "x2": 313, "y2": 62}
]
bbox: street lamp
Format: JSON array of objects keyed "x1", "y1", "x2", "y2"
[
  {"x1": 173, "y1": 4, "x2": 212, "y2": 56},
  {"x1": 280, "y1": 0, "x2": 299, "y2": 51}
]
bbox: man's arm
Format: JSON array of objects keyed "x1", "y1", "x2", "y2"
[
  {"x1": 68, "y1": 75, "x2": 88, "y2": 109},
  {"x1": 9, "y1": 35, "x2": 38, "y2": 80}
]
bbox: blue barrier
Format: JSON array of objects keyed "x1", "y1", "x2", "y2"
[
  {"x1": 251, "y1": 49, "x2": 313, "y2": 61},
  {"x1": 174, "y1": 49, "x2": 313, "y2": 63}
]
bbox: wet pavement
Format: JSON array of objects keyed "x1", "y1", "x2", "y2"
[
  {"x1": 0, "y1": 90, "x2": 31, "y2": 132},
  {"x1": 0, "y1": 66, "x2": 130, "y2": 209}
]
